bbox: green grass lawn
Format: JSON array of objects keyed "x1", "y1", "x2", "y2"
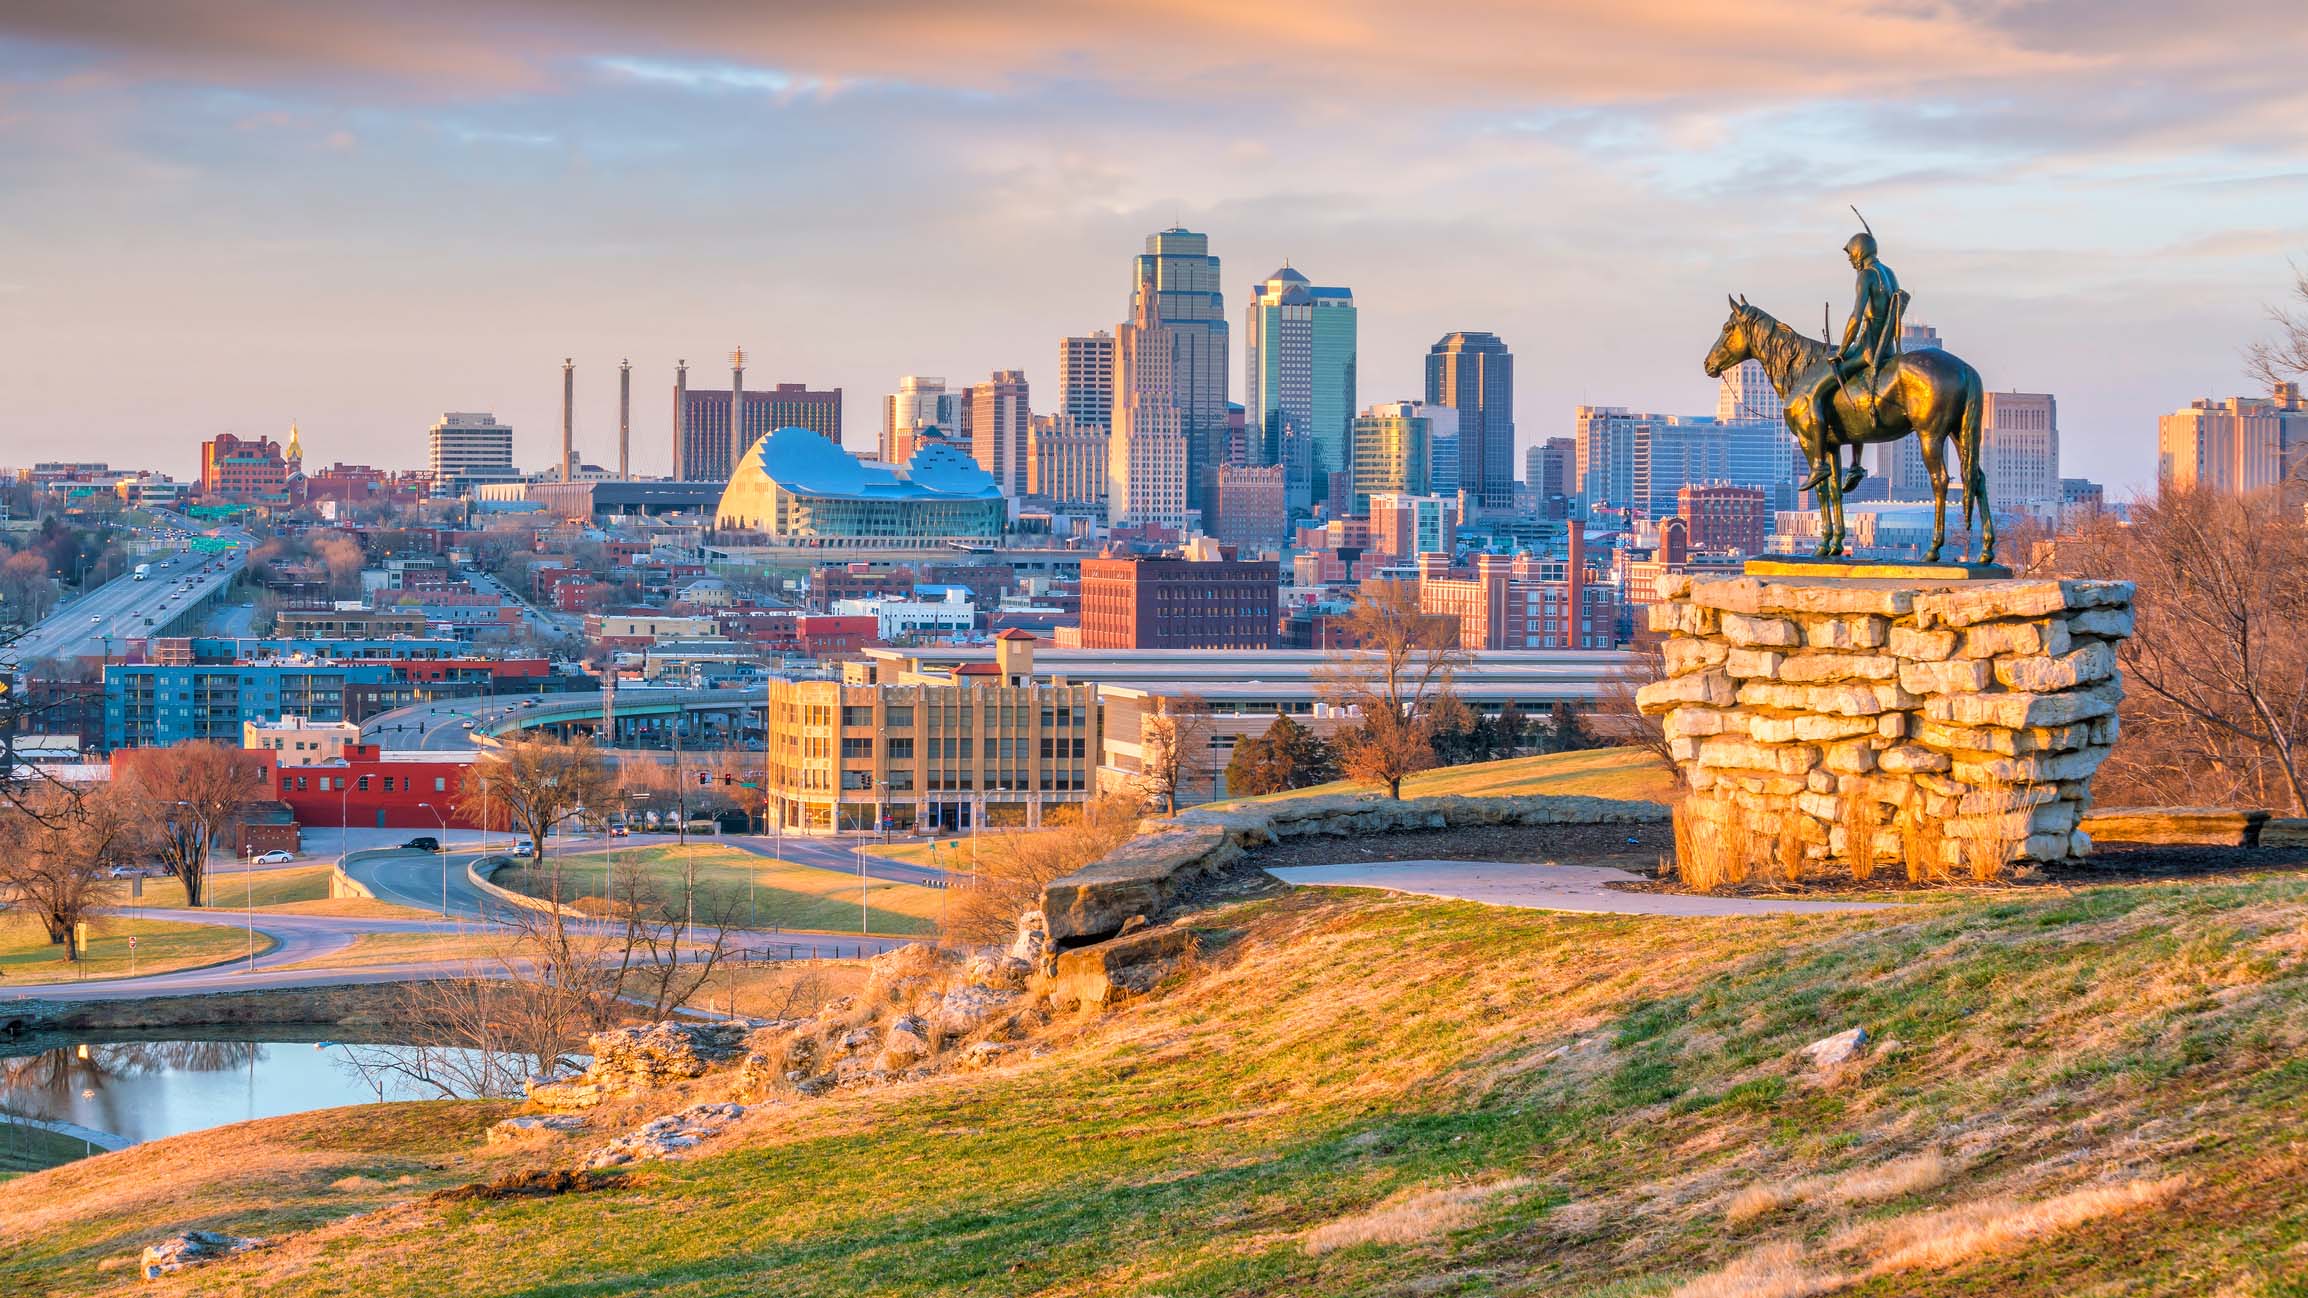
[
  {"x1": 16, "y1": 862, "x2": 2308, "y2": 1295},
  {"x1": 0, "y1": 905, "x2": 273, "y2": 984},
  {"x1": 492, "y1": 844, "x2": 945, "y2": 936},
  {"x1": 135, "y1": 865, "x2": 434, "y2": 920},
  {"x1": 0, "y1": 1123, "x2": 103, "y2": 1182},
  {"x1": 1212, "y1": 743, "x2": 1678, "y2": 809}
]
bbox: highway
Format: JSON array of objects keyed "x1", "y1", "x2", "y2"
[{"x1": 8, "y1": 542, "x2": 246, "y2": 666}]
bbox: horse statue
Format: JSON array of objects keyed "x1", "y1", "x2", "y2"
[{"x1": 1704, "y1": 296, "x2": 1993, "y2": 564}]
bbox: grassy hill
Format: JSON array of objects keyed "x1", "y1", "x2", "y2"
[{"x1": 9, "y1": 845, "x2": 2308, "y2": 1294}]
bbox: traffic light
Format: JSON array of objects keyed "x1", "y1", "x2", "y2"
[{"x1": 696, "y1": 771, "x2": 709, "y2": 786}]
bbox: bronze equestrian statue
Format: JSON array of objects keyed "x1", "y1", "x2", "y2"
[{"x1": 1703, "y1": 221, "x2": 1993, "y2": 564}]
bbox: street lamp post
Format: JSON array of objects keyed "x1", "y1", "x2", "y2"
[
  {"x1": 418, "y1": 802, "x2": 451, "y2": 917},
  {"x1": 244, "y1": 844, "x2": 257, "y2": 974}
]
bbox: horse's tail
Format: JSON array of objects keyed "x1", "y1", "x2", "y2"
[{"x1": 1960, "y1": 365, "x2": 1987, "y2": 534}]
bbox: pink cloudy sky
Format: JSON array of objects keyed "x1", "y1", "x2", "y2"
[{"x1": 2, "y1": 1, "x2": 2304, "y2": 494}]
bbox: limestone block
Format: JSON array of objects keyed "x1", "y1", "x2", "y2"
[
  {"x1": 2020, "y1": 831, "x2": 2074, "y2": 861},
  {"x1": 1899, "y1": 659, "x2": 1994, "y2": 695},
  {"x1": 1823, "y1": 741, "x2": 1877, "y2": 774},
  {"x1": 1912, "y1": 579, "x2": 2132, "y2": 628},
  {"x1": 1751, "y1": 714, "x2": 1881, "y2": 744},
  {"x1": 2260, "y1": 818, "x2": 2308, "y2": 848},
  {"x1": 1957, "y1": 619, "x2": 2071, "y2": 660},
  {"x1": 2068, "y1": 606, "x2": 2136, "y2": 639},
  {"x1": 1802, "y1": 615, "x2": 1891, "y2": 650},
  {"x1": 1665, "y1": 708, "x2": 1727, "y2": 738},
  {"x1": 1660, "y1": 573, "x2": 1695, "y2": 600},
  {"x1": 2070, "y1": 829, "x2": 2093, "y2": 857},
  {"x1": 1994, "y1": 640, "x2": 2116, "y2": 693},
  {"x1": 1798, "y1": 790, "x2": 1841, "y2": 821},
  {"x1": 1914, "y1": 720, "x2": 2093, "y2": 757},
  {"x1": 1688, "y1": 578, "x2": 1918, "y2": 618},
  {"x1": 1646, "y1": 602, "x2": 1681, "y2": 634},
  {"x1": 1952, "y1": 747, "x2": 2110, "y2": 786},
  {"x1": 1954, "y1": 783, "x2": 2059, "y2": 814},
  {"x1": 2030, "y1": 800, "x2": 2081, "y2": 835},
  {"x1": 1726, "y1": 647, "x2": 1787, "y2": 679},
  {"x1": 2090, "y1": 714, "x2": 2120, "y2": 746},
  {"x1": 1923, "y1": 682, "x2": 2121, "y2": 730},
  {"x1": 1663, "y1": 637, "x2": 1731, "y2": 676},
  {"x1": 1669, "y1": 736, "x2": 1699, "y2": 762},
  {"x1": 1888, "y1": 627, "x2": 1959, "y2": 661},
  {"x1": 1805, "y1": 770, "x2": 1836, "y2": 796},
  {"x1": 1636, "y1": 670, "x2": 1737, "y2": 714},
  {"x1": 1722, "y1": 612, "x2": 1802, "y2": 648},
  {"x1": 1697, "y1": 736, "x2": 1818, "y2": 775},
  {"x1": 1878, "y1": 713, "x2": 1908, "y2": 739},
  {"x1": 1687, "y1": 576, "x2": 1769, "y2": 615},
  {"x1": 2078, "y1": 806, "x2": 2268, "y2": 847},
  {"x1": 1739, "y1": 681, "x2": 1890, "y2": 717},
  {"x1": 1779, "y1": 652, "x2": 1898, "y2": 683},
  {"x1": 1878, "y1": 745, "x2": 1951, "y2": 774}
]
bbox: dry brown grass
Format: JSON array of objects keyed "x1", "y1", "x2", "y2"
[
  {"x1": 1726, "y1": 1150, "x2": 1951, "y2": 1226},
  {"x1": 1836, "y1": 1175, "x2": 2188, "y2": 1276},
  {"x1": 1838, "y1": 783, "x2": 1886, "y2": 883},
  {"x1": 1673, "y1": 798, "x2": 1808, "y2": 892},
  {"x1": 1666, "y1": 1240, "x2": 1845, "y2": 1298},
  {"x1": 1302, "y1": 1178, "x2": 1529, "y2": 1255}
]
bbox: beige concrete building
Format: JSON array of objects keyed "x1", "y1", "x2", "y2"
[
  {"x1": 243, "y1": 715, "x2": 363, "y2": 766},
  {"x1": 1983, "y1": 391, "x2": 2059, "y2": 505},
  {"x1": 2159, "y1": 385, "x2": 2308, "y2": 495},
  {"x1": 1027, "y1": 414, "x2": 1107, "y2": 505},
  {"x1": 765, "y1": 633, "x2": 1100, "y2": 831}
]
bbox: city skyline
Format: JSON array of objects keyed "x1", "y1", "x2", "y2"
[{"x1": 5, "y1": 5, "x2": 2306, "y2": 496}]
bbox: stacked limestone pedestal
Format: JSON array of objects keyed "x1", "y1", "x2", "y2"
[{"x1": 1636, "y1": 574, "x2": 2136, "y2": 870}]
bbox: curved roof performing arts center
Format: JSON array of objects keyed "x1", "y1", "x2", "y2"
[{"x1": 715, "y1": 426, "x2": 1008, "y2": 542}]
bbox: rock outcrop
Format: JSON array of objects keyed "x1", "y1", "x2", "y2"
[
  {"x1": 583, "y1": 1102, "x2": 752, "y2": 1169},
  {"x1": 486, "y1": 1114, "x2": 586, "y2": 1144},
  {"x1": 141, "y1": 1231, "x2": 266, "y2": 1281},
  {"x1": 2080, "y1": 806, "x2": 2269, "y2": 848},
  {"x1": 1044, "y1": 924, "x2": 1198, "y2": 1012},
  {"x1": 528, "y1": 1021, "x2": 750, "y2": 1110},
  {"x1": 1637, "y1": 574, "x2": 2136, "y2": 873}
]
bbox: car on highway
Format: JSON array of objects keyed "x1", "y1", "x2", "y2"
[
  {"x1": 460, "y1": 719, "x2": 476, "y2": 729},
  {"x1": 402, "y1": 836, "x2": 442, "y2": 853},
  {"x1": 514, "y1": 838, "x2": 536, "y2": 857},
  {"x1": 250, "y1": 849, "x2": 296, "y2": 864}
]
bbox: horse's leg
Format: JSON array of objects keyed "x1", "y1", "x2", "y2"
[
  {"x1": 1822, "y1": 448, "x2": 1846, "y2": 557},
  {"x1": 1919, "y1": 434, "x2": 1949, "y2": 562}
]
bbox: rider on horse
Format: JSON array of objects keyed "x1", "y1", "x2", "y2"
[{"x1": 1798, "y1": 221, "x2": 1909, "y2": 492}]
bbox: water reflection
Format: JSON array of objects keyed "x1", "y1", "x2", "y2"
[{"x1": 0, "y1": 1036, "x2": 498, "y2": 1148}]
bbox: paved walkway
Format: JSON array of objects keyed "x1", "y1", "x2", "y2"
[{"x1": 1266, "y1": 859, "x2": 1891, "y2": 917}]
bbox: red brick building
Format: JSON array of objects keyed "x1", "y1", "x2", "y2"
[
  {"x1": 1077, "y1": 552, "x2": 1279, "y2": 650},
  {"x1": 197, "y1": 433, "x2": 292, "y2": 502},
  {"x1": 1677, "y1": 483, "x2": 1770, "y2": 555},
  {"x1": 262, "y1": 743, "x2": 487, "y2": 829},
  {"x1": 1413, "y1": 527, "x2": 1618, "y2": 650}
]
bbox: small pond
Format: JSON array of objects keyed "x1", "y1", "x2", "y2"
[{"x1": 0, "y1": 1030, "x2": 523, "y2": 1150}]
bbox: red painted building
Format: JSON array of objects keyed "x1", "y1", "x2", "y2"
[
  {"x1": 798, "y1": 614, "x2": 878, "y2": 658},
  {"x1": 261, "y1": 743, "x2": 486, "y2": 829},
  {"x1": 1077, "y1": 553, "x2": 1280, "y2": 650},
  {"x1": 1677, "y1": 483, "x2": 1770, "y2": 555},
  {"x1": 198, "y1": 433, "x2": 292, "y2": 502}
]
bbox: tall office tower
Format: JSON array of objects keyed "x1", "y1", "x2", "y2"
[
  {"x1": 1716, "y1": 360, "x2": 1783, "y2": 426},
  {"x1": 617, "y1": 359, "x2": 631, "y2": 480},
  {"x1": 1425, "y1": 405, "x2": 1460, "y2": 507},
  {"x1": 1348, "y1": 401, "x2": 1432, "y2": 513},
  {"x1": 884, "y1": 375, "x2": 963, "y2": 464},
  {"x1": 1134, "y1": 229, "x2": 1228, "y2": 512},
  {"x1": 1425, "y1": 331, "x2": 1515, "y2": 511},
  {"x1": 2158, "y1": 383, "x2": 2308, "y2": 495},
  {"x1": 1027, "y1": 414, "x2": 1107, "y2": 506},
  {"x1": 1984, "y1": 392, "x2": 2060, "y2": 505},
  {"x1": 427, "y1": 412, "x2": 518, "y2": 494},
  {"x1": 560, "y1": 358, "x2": 576, "y2": 483},
  {"x1": 671, "y1": 359, "x2": 690, "y2": 479},
  {"x1": 1244, "y1": 265, "x2": 1357, "y2": 509},
  {"x1": 1108, "y1": 266, "x2": 1191, "y2": 528},
  {"x1": 676, "y1": 370, "x2": 845, "y2": 481},
  {"x1": 962, "y1": 370, "x2": 1031, "y2": 496},
  {"x1": 1060, "y1": 333, "x2": 1116, "y2": 433}
]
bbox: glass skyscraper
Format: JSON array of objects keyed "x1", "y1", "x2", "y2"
[
  {"x1": 1244, "y1": 266, "x2": 1357, "y2": 512},
  {"x1": 1135, "y1": 229, "x2": 1229, "y2": 512},
  {"x1": 1424, "y1": 331, "x2": 1515, "y2": 512}
]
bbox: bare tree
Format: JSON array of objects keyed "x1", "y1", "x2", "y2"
[
  {"x1": 119, "y1": 742, "x2": 265, "y2": 908},
  {"x1": 939, "y1": 793, "x2": 1144, "y2": 945},
  {"x1": 1137, "y1": 693, "x2": 1212, "y2": 815},
  {"x1": 2248, "y1": 261, "x2": 2308, "y2": 396},
  {"x1": 1592, "y1": 642, "x2": 1681, "y2": 787},
  {"x1": 1318, "y1": 579, "x2": 1470, "y2": 798},
  {"x1": 455, "y1": 735, "x2": 616, "y2": 913},
  {"x1": 0, "y1": 784, "x2": 142, "y2": 957},
  {"x1": 2054, "y1": 488, "x2": 2308, "y2": 814}
]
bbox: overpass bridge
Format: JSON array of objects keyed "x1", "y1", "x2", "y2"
[{"x1": 361, "y1": 685, "x2": 767, "y2": 753}]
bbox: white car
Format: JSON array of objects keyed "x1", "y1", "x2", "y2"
[{"x1": 250, "y1": 850, "x2": 296, "y2": 864}]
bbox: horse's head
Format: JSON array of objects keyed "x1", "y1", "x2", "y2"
[{"x1": 1704, "y1": 294, "x2": 1754, "y2": 378}]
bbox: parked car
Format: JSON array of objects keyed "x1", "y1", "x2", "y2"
[
  {"x1": 402, "y1": 836, "x2": 441, "y2": 853},
  {"x1": 250, "y1": 850, "x2": 295, "y2": 864},
  {"x1": 514, "y1": 838, "x2": 536, "y2": 857}
]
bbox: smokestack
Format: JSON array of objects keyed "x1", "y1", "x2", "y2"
[
  {"x1": 672, "y1": 359, "x2": 688, "y2": 480},
  {"x1": 560, "y1": 358, "x2": 575, "y2": 483},
  {"x1": 730, "y1": 346, "x2": 746, "y2": 480},
  {"x1": 618, "y1": 359, "x2": 631, "y2": 481}
]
